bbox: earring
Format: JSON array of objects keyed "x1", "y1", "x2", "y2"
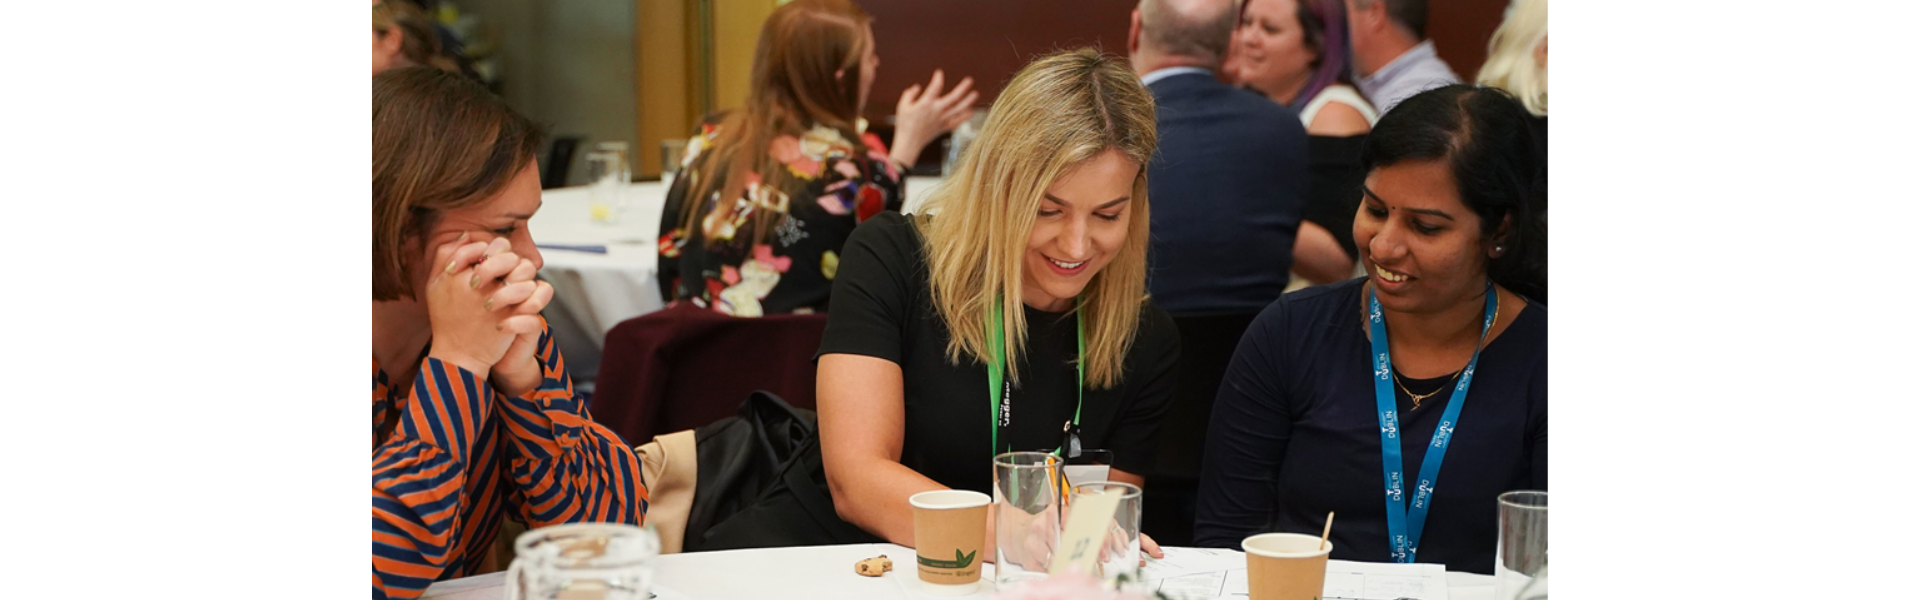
[{"x1": 1493, "y1": 245, "x2": 1505, "y2": 256}]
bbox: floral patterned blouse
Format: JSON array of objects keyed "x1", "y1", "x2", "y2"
[{"x1": 657, "y1": 121, "x2": 903, "y2": 316}]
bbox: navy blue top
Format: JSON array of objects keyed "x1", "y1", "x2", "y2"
[
  {"x1": 1144, "y1": 72, "x2": 1311, "y2": 317},
  {"x1": 1193, "y1": 278, "x2": 1547, "y2": 574}
]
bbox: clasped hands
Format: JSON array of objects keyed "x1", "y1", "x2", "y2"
[{"x1": 423, "y1": 233, "x2": 556, "y2": 398}]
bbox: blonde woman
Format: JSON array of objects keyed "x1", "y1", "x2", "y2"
[
  {"x1": 817, "y1": 48, "x2": 1177, "y2": 562},
  {"x1": 1476, "y1": 0, "x2": 1547, "y2": 118}
]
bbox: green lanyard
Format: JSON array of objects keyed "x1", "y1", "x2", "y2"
[{"x1": 985, "y1": 299, "x2": 1084, "y2": 459}]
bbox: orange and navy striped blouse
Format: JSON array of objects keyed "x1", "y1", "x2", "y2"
[{"x1": 371, "y1": 320, "x2": 648, "y2": 600}]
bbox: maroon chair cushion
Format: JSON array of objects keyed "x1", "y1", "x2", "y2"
[{"x1": 593, "y1": 302, "x2": 829, "y2": 444}]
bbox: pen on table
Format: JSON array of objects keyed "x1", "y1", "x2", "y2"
[{"x1": 536, "y1": 243, "x2": 610, "y2": 254}]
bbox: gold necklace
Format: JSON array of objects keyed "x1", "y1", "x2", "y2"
[
  {"x1": 1392, "y1": 289, "x2": 1502, "y2": 411},
  {"x1": 1394, "y1": 370, "x2": 1458, "y2": 410}
]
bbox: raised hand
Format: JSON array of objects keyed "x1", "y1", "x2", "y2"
[{"x1": 889, "y1": 69, "x2": 979, "y2": 169}]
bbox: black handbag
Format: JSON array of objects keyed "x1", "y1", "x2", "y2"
[{"x1": 681, "y1": 391, "x2": 881, "y2": 551}]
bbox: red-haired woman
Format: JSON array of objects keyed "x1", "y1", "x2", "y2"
[{"x1": 657, "y1": 0, "x2": 978, "y2": 317}]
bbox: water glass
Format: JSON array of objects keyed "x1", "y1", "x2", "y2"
[
  {"x1": 660, "y1": 138, "x2": 689, "y2": 185},
  {"x1": 505, "y1": 522, "x2": 659, "y2": 600},
  {"x1": 941, "y1": 112, "x2": 987, "y2": 177},
  {"x1": 584, "y1": 150, "x2": 627, "y2": 224},
  {"x1": 594, "y1": 140, "x2": 632, "y2": 185},
  {"x1": 1069, "y1": 481, "x2": 1142, "y2": 588},
  {"x1": 1494, "y1": 490, "x2": 1548, "y2": 600},
  {"x1": 993, "y1": 451, "x2": 1063, "y2": 589}
]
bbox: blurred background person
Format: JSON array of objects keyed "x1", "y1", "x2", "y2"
[
  {"x1": 1477, "y1": 0, "x2": 1547, "y2": 173},
  {"x1": 657, "y1": 0, "x2": 976, "y2": 317},
  {"x1": 1193, "y1": 85, "x2": 1546, "y2": 573},
  {"x1": 1127, "y1": 0, "x2": 1306, "y2": 546},
  {"x1": 1229, "y1": 0, "x2": 1379, "y2": 289},
  {"x1": 817, "y1": 48, "x2": 1175, "y2": 561},
  {"x1": 371, "y1": 67, "x2": 646, "y2": 599},
  {"x1": 1234, "y1": 0, "x2": 1374, "y2": 135},
  {"x1": 372, "y1": 0, "x2": 458, "y2": 75},
  {"x1": 1346, "y1": 0, "x2": 1458, "y2": 114}
]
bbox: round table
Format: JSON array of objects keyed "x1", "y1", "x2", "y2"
[
  {"x1": 531, "y1": 182, "x2": 669, "y2": 346},
  {"x1": 419, "y1": 542, "x2": 1496, "y2": 600}
]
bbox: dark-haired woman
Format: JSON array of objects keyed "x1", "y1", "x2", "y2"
[
  {"x1": 372, "y1": 67, "x2": 647, "y2": 600},
  {"x1": 1193, "y1": 85, "x2": 1546, "y2": 574},
  {"x1": 656, "y1": 0, "x2": 977, "y2": 316}
]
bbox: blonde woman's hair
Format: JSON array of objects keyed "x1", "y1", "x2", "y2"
[
  {"x1": 1476, "y1": 0, "x2": 1547, "y2": 116},
  {"x1": 917, "y1": 47, "x2": 1157, "y2": 390}
]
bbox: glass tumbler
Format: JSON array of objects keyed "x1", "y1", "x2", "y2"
[
  {"x1": 584, "y1": 150, "x2": 625, "y2": 223},
  {"x1": 1068, "y1": 481, "x2": 1142, "y2": 588},
  {"x1": 505, "y1": 522, "x2": 659, "y2": 600},
  {"x1": 594, "y1": 140, "x2": 632, "y2": 185},
  {"x1": 1494, "y1": 490, "x2": 1548, "y2": 600},
  {"x1": 993, "y1": 451, "x2": 1063, "y2": 589}
]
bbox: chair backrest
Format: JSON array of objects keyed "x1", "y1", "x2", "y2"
[
  {"x1": 592, "y1": 302, "x2": 829, "y2": 445},
  {"x1": 542, "y1": 136, "x2": 583, "y2": 189}
]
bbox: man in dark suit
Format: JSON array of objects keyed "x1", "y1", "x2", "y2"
[
  {"x1": 1129, "y1": 0, "x2": 1310, "y2": 318},
  {"x1": 1125, "y1": 0, "x2": 1310, "y2": 547}
]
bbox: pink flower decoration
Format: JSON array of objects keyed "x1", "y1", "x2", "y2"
[
  {"x1": 816, "y1": 195, "x2": 851, "y2": 215},
  {"x1": 721, "y1": 265, "x2": 741, "y2": 285},
  {"x1": 785, "y1": 157, "x2": 823, "y2": 179},
  {"x1": 834, "y1": 159, "x2": 862, "y2": 179},
  {"x1": 768, "y1": 135, "x2": 803, "y2": 165},
  {"x1": 752, "y1": 244, "x2": 792, "y2": 272},
  {"x1": 990, "y1": 570, "x2": 1159, "y2": 600}
]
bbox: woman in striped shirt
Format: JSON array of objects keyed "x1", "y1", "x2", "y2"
[{"x1": 371, "y1": 66, "x2": 648, "y2": 600}]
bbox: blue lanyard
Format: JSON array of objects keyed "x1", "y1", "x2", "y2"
[
  {"x1": 986, "y1": 299, "x2": 1084, "y2": 459},
  {"x1": 1368, "y1": 282, "x2": 1496, "y2": 563}
]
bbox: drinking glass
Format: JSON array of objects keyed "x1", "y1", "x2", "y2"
[
  {"x1": 1068, "y1": 481, "x2": 1142, "y2": 588},
  {"x1": 505, "y1": 522, "x2": 659, "y2": 600},
  {"x1": 660, "y1": 138, "x2": 688, "y2": 188},
  {"x1": 941, "y1": 112, "x2": 988, "y2": 177},
  {"x1": 993, "y1": 451, "x2": 1063, "y2": 589},
  {"x1": 1495, "y1": 490, "x2": 1548, "y2": 600},
  {"x1": 594, "y1": 140, "x2": 632, "y2": 185},
  {"x1": 584, "y1": 150, "x2": 626, "y2": 224}
]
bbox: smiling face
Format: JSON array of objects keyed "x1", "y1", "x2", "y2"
[
  {"x1": 405, "y1": 160, "x2": 545, "y2": 296},
  {"x1": 1353, "y1": 159, "x2": 1500, "y2": 314},
  {"x1": 1236, "y1": 0, "x2": 1318, "y2": 103},
  {"x1": 1020, "y1": 149, "x2": 1139, "y2": 312}
]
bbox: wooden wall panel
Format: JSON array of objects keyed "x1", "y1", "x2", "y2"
[
  {"x1": 1427, "y1": 0, "x2": 1511, "y2": 83},
  {"x1": 636, "y1": 0, "x2": 693, "y2": 178},
  {"x1": 860, "y1": 0, "x2": 1136, "y2": 124}
]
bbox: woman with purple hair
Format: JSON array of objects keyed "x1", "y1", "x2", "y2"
[
  {"x1": 1230, "y1": 0, "x2": 1376, "y2": 136},
  {"x1": 1228, "y1": 0, "x2": 1380, "y2": 286}
]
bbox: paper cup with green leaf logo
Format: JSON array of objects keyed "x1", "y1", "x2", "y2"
[{"x1": 909, "y1": 490, "x2": 991, "y2": 595}]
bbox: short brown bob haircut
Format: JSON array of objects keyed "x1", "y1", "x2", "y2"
[{"x1": 372, "y1": 66, "x2": 545, "y2": 301}]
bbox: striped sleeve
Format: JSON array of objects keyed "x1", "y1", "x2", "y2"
[
  {"x1": 498, "y1": 320, "x2": 651, "y2": 528},
  {"x1": 371, "y1": 358, "x2": 494, "y2": 600}
]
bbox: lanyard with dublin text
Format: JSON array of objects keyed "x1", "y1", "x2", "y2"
[
  {"x1": 1369, "y1": 282, "x2": 1495, "y2": 564},
  {"x1": 985, "y1": 300, "x2": 1084, "y2": 458}
]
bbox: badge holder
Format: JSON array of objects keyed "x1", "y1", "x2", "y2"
[{"x1": 1057, "y1": 420, "x2": 1113, "y2": 487}]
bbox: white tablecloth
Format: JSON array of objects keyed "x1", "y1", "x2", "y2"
[
  {"x1": 531, "y1": 183, "x2": 669, "y2": 348},
  {"x1": 420, "y1": 543, "x2": 1496, "y2": 600}
]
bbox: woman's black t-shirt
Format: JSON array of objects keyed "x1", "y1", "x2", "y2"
[{"x1": 817, "y1": 212, "x2": 1181, "y2": 494}]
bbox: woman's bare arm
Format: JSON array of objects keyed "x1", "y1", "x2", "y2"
[{"x1": 817, "y1": 353, "x2": 951, "y2": 546}]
